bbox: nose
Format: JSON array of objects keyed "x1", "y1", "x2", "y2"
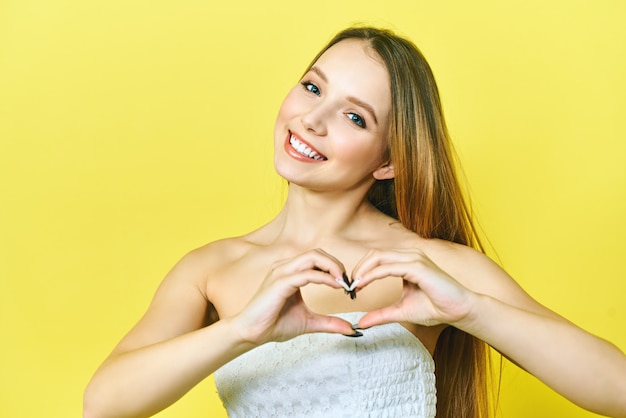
[{"x1": 301, "y1": 102, "x2": 328, "y2": 136}]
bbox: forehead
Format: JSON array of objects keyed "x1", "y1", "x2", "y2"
[
  {"x1": 312, "y1": 39, "x2": 391, "y2": 117},
  {"x1": 314, "y1": 39, "x2": 389, "y2": 86}
]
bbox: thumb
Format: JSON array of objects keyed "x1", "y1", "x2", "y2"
[
  {"x1": 358, "y1": 304, "x2": 403, "y2": 329},
  {"x1": 306, "y1": 314, "x2": 355, "y2": 335}
]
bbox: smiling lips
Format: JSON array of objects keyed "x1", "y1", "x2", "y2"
[{"x1": 287, "y1": 133, "x2": 328, "y2": 161}]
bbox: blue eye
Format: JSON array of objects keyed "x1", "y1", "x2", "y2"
[
  {"x1": 347, "y1": 113, "x2": 366, "y2": 128},
  {"x1": 301, "y1": 81, "x2": 320, "y2": 96}
]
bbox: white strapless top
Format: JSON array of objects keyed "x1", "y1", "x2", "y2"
[{"x1": 214, "y1": 312, "x2": 436, "y2": 417}]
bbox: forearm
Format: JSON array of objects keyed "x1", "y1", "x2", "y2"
[
  {"x1": 83, "y1": 317, "x2": 254, "y2": 418},
  {"x1": 458, "y1": 294, "x2": 626, "y2": 417}
]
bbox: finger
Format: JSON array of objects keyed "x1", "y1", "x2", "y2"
[
  {"x1": 352, "y1": 249, "x2": 424, "y2": 282},
  {"x1": 271, "y1": 248, "x2": 346, "y2": 282},
  {"x1": 351, "y1": 249, "x2": 386, "y2": 281},
  {"x1": 353, "y1": 261, "x2": 422, "y2": 290},
  {"x1": 304, "y1": 248, "x2": 346, "y2": 278},
  {"x1": 358, "y1": 259, "x2": 466, "y2": 307},
  {"x1": 357, "y1": 304, "x2": 404, "y2": 329},
  {"x1": 358, "y1": 307, "x2": 440, "y2": 329},
  {"x1": 313, "y1": 248, "x2": 346, "y2": 267},
  {"x1": 304, "y1": 314, "x2": 355, "y2": 336},
  {"x1": 268, "y1": 269, "x2": 345, "y2": 297}
]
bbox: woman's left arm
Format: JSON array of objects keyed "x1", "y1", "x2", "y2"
[{"x1": 353, "y1": 245, "x2": 626, "y2": 418}]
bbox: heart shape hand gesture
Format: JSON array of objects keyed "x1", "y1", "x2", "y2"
[{"x1": 231, "y1": 247, "x2": 475, "y2": 346}]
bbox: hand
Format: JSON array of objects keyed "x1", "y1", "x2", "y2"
[
  {"x1": 351, "y1": 248, "x2": 476, "y2": 330},
  {"x1": 232, "y1": 249, "x2": 355, "y2": 345}
]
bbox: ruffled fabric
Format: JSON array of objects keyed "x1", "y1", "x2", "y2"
[{"x1": 214, "y1": 312, "x2": 436, "y2": 417}]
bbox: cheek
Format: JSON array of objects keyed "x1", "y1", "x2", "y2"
[
  {"x1": 275, "y1": 88, "x2": 300, "y2": 122},
  {"x1": 335, "y1": 131, "x2": 386, "y2": 161},
  {"x1": 274, "y1": 96, "x2": 294, "y2": 140}
]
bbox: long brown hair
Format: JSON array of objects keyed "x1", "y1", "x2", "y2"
[{"x1": 305, "y1": 27, "x2": 492, "y2": 418}]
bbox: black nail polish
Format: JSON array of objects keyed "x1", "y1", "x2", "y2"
[
  {"x1": 342, "y1": 272, "x2": 351, "y2": 286},
  {"x1": 344, "y1": 323, "x2": 363, "y2": 337},
  {"x1": 342, "y1": 272, "x2": 356, "y2": 300}
]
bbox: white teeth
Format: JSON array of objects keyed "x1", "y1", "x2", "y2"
[{"x1": 289, "y1": 135, "x2": 327, "y2": 160}]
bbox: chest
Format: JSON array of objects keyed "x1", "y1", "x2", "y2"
[
  {"x1": 207, "y1": 244, "x2": 443, "y2": 354},
  {"x1": 209, "y1": 244, "x2": 396, "y2": 312}
]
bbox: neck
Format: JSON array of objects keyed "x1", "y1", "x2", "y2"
[{"x1": 269, "y1": 182, "x2": 382, "y2": 247}]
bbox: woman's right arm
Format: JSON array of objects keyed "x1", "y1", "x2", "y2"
[
  {"x1": 83, "y1": 248, "x2": 255, "y2": 418},
  {"x1": 83, "y1": 246, "x2": 353, "y2": 418}
]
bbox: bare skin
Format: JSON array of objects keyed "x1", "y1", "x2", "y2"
[
  {"x1": 83, "y1": 193, "x2": 626, "y2": 418},
  {"x1": 83, "y1": 39, "x2": 626, "y2": 418}
]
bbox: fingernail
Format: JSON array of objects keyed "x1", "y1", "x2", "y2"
[
  {"x1": 344, "y1": 323, "x2": 363, "y2": 337},
  {"x1": 348, "y1": 278, "x2": 361, "y2": 291},
  {"x1": 336, "y1": 277, "x2": 351, "y2": 291},
  {"x1": 342, "y1": 272, "x2": 351, "y2": 286}
]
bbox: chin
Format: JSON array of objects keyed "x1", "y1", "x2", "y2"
[{"x1": 273, "y1": 162, "x2": 298, "y2": 184}]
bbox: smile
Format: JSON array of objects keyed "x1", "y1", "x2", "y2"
[{"x1": 289, "y1": 134, "x2": 327, "y2": 161}]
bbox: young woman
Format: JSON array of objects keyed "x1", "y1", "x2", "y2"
[{"x1": 84, "y1": 27, "x2": 626, "y2": 418}]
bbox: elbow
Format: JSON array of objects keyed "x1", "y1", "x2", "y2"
[
  {"x1": 82, "y1": 404, "x2": 98, "y2": 418},
  {"x1": 83, "y1": 383, "x2": 103, "y2": 418},
  {"x1": 591, "y1": 371, "x2": 626, "y2": 418},
  {"x1": 83, "y1": 379, "x2": 116, "y2": 418},
  {"x1": 618, "y1": 385, "x2": 626, "y2": 418},
  {"x1": 610, "y1": 363, "x2": 626, "y2": 418},
  {"x1": 83, "y1": 378, "x2": 149, "y2": 418}
]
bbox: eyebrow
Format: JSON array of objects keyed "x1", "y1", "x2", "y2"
[{"x1": 309, "y1": 66, "x2": 379, "y2": 125}]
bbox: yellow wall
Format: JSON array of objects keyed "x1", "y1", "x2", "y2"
[{"x1": 1, "y1": 1, "x2": 624, "y2": 417}]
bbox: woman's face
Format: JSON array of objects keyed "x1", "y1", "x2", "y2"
[{"x1": 273, "y1": 39, "x2": 393, "y2": 193}]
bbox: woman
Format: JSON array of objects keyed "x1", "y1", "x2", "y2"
[{"x1": 83, "y1": 27, "x2": 626, "y2": 418}]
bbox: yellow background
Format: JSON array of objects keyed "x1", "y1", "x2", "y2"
[{"x1": 1, "y1": 1, "x2": 624, "y2": 417}]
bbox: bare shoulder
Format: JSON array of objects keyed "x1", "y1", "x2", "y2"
[
  {"x1": 174, "y1": 236, "x2": 254, "y2": 290},
  {"x1": 382, "y1": 225, "x2": 513, "y2": 294},
  {"x1": 380, "y1": 223, "x2": 498, "y2": 283},
  {"x1": 418, "y1": 238, "x2": 499, "y2": 280},
  {"x1": 187, "y1": 235, "x2": 254, "y2": 272},
  {"x1": 419, "y1": 238, "x2": 559, "y2": 317},
  {"x1": 191, "y1": 234, "x2": 270, "y2": 312},
  {"x1": 108, "y1": 236, "x2": 256, "y2": 356}
]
